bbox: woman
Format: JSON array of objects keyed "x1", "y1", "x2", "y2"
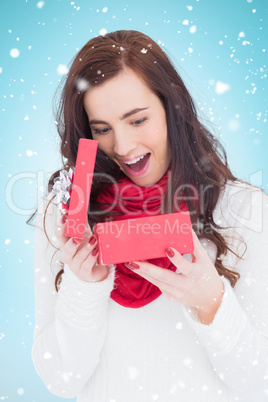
[{"x1": 32, "y1": 30, "x2": 268, "y2": 401}]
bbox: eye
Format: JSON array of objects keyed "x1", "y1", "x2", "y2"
[
  {"x1": 131, "y1": 118, "x2": 147, "y2": 126},
  {"x1": 92, "y1": 127, "x2": 110, "y2": 135}
]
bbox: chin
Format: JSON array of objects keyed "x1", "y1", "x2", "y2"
[{"x1": 130, "y1": 175, "x2": 159, "y2": 188}]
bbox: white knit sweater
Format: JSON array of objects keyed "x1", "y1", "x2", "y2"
[{"x1": 32, "y1": 180, "x2": 268, "y2": 401}]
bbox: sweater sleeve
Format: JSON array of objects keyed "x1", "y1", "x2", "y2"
[
  {"x1": 31, "y1": 195, "x2": 115, "y2": 398},
  {"x1": 182, "y1": 185, "x2": 268, "y2": 397}
]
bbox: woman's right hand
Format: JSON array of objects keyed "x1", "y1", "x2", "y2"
[{"x1": 55, "y1": 215, "x2": 109, "y2": 282}]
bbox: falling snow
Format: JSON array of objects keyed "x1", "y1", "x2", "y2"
[
  {"x1": 215, "y1": 81, "x2": 231, "y2": 94},
  {"x1": 76, "y1": 78, "x2": 90, "y2": 91},
  {"x1": 57, "y1": 64, "x2": 69, "y2": 75},
  {"x1": 61, "y1": 372, "x2": 73, "y2": 383},
  {"x1": 10, "y1": 48, "x2": 20, "y2": 58},
  {"x1": 176, "y1": 322, "x2": 183, "y2": 329},
  {"x1": 99, "y1": 28, "x2": 107, "y2": 36},
  {"x1": 36, "y1": 1, "x2": 45, "y2": 8},
  {"x1": 1, "y1": 2, "x2": 267, "y2": 400},
  {"x1": 183, "y1": 357, "x2": 192, "y2": 366},
  {"x1": 128, "y1": 366, "x2": 139, "y2": 380},
  {"x1": 189, "y1": 25, "x2": 197, "y2": 34},
  {"x1": 228, "y1": 119, "x2": 240, "y2": 131}
]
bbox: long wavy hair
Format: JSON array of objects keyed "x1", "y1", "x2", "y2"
[{"x1": 43, "y1": 29, "x2": 242, "y2": 289}]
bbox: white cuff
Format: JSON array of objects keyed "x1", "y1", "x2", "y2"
[
  {"x1": 55, "y1": 265, "x2": 115, "y2": 328},
  {"x1": 182, "y1": 276, "x2": 248, "y2": 355}
]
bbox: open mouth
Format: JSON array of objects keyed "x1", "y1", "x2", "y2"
[
  {"x1": 120, "y1": 153, "x2": 151, "y2": 178},
  {"x1": 122, "y1": 153, "x2": 150, "y2": 172}
]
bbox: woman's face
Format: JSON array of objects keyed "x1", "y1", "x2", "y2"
[{"x1": 84, "y1": 68, "x2": 171, "y2": 187}]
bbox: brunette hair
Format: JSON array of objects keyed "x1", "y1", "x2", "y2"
[{"x1": 44, "y1": 30, "x2": 242, "y2": 289}]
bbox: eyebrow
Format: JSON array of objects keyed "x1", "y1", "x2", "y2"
[{"x1": 88, "y1": 107, "x2": 149, "y2": 125}]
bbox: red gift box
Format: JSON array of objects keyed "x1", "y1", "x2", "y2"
[
  {"x1": 94, "y1": 212, "x2": 194, "y2": 265},
  {"x1": 65, "y1": 139, "x2": 98, "y2": 239}
]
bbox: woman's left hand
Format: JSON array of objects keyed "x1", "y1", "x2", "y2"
[{"x1": 125, "y1": 231, "x2": 224, "y2": 325}]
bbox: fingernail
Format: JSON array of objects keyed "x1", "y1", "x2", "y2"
[
  {"x1": 62, "y1": 215, "x2": 67, "y2": 224},
  {"x1": 72, "y1": 238, "x2": 81, "y2": 245},
  {"x1": 89, "y1": 235, "x2": 96, "y2": 245},
  {"x1": 125, "y1": 262, "x2": 140, "y2": 270},
  {"x1": 166, "y1": 247, "x2": 175, "y2": 258},
  {"x1": 92, "y1": 247, "x2": 98, "y2": 257}
]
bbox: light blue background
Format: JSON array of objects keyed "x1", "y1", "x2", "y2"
[{"x1": 1, "y1": 0, "x2": 267, "y2": 400}]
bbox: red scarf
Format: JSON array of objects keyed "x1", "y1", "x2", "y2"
[{"x1": 97, "y1": 173, "x2": 186, "y2": 308}]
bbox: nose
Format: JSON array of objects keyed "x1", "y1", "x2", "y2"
[{"x1": 112, "y1": 127, "x2": 136, "y2": 158}]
